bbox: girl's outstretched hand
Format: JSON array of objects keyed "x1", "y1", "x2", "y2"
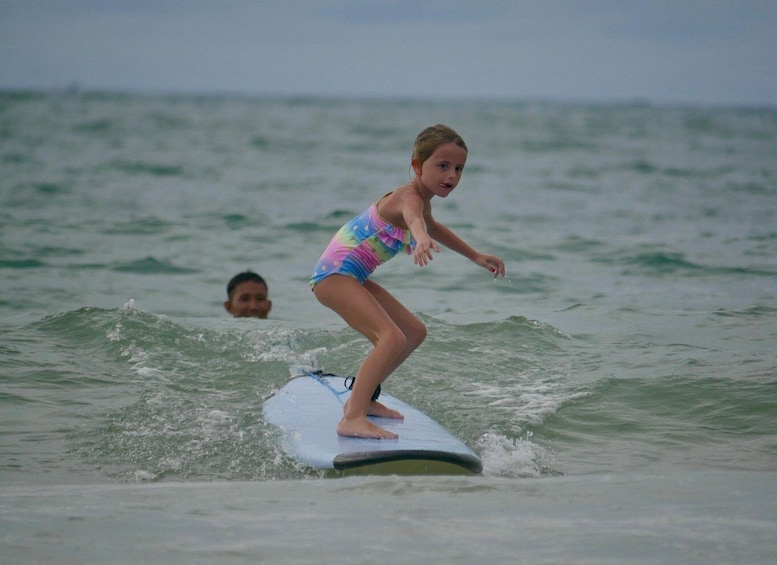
[
  {"x1": 413, "y1": 235, "x2": 440, "y2": 267},
  {"x1": 476, "y1": 253, "x2": 506, "y2": 278}
]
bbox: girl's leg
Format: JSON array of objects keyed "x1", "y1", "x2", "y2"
[
  {"x1": 363, "y1": 279, "x2": 427, "y2": 381},
  {"x1": 313, "y1": 275, "x2": 408, "y2": 439}
]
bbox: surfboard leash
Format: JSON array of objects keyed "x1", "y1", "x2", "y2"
[
  {"x1": 344, "y1": 376, "x2": 382, "y2": 401},
  {"x1": 304, "y1": 369, "x2": 381, "y2": 401}
]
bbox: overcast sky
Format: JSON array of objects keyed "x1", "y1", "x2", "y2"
[{"x1": 2, "y1": 0, "x2": 776, "y2": 105}]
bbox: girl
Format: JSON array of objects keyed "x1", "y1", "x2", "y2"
[{"x1": 310, "y1": 124, "x2": 505, "y2": 439}]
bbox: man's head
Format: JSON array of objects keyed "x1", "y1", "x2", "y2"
[{"x1": 224, "y1": 271, "x2": 272, "y2": 319}]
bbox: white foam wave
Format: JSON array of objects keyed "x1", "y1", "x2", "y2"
[{"x1": 477, "y1": 431, "x2": 558, "y2": 478}]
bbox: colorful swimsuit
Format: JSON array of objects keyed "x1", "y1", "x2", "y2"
[{"x1": 310, "y1": 197, "x2": 415, "y2": 289}]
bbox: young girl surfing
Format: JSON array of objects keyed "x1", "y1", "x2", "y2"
[{"x1": 310, "y1": 124, "x2": 506, "y2": 439}]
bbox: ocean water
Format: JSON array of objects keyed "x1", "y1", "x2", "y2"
[{"x1": 1, "y1": 92, "x2": 776, "y2": 563}]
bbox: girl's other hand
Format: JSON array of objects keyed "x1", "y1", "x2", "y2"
[
  {"x1": 477, "y1": 254, "x2": 506, "y2": 278},
  {"x1": 413, "y1": 236, "x2": 440, "y2": 266}
]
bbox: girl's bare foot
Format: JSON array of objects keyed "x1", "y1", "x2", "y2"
[
  {"x1": 337, "y1": 416, "x2": 398, "y2": 439},
  {"x1": 367, "y1": 400, "x2": 404, "y2": 419},
  {"x1": 343, "y1": 398, "x2": 404, "y2": 420}
]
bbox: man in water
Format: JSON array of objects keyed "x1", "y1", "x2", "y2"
[{"x1": 224, "y1": 271, "x2": 272, "y2": 319}]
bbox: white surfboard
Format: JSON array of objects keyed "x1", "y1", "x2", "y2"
[{"x1": 263, "y1": 370, "x2": 482, "y2": 475}]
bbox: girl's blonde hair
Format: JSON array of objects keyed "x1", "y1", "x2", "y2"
[{"x1": 412, "y1": 124, "x2": 467, "y2": 168}]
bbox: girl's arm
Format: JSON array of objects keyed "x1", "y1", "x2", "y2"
[
  {"x1": 401, "y1": 194, "x2": 440, "y2": 267},
  {"x1": 428, "y1": 216, "x2": 506, "y2": 278}
]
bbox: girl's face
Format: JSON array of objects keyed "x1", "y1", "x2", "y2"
[{"x1": 414, "y1": 142, "x2": 467, "y2": 198}]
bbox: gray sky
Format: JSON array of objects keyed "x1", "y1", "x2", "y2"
[{"x1": 2, "y1": 0, "x2": 776, "y2": 105}]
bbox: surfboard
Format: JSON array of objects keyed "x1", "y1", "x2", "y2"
[{"x1": 263, "y1": 370, "x2": 482, "y2": 476}]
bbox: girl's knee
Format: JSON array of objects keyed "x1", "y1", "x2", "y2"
[
  {"x1": 383, "y1": 326, "x2": 408, "y2": 354},
  {"x1": 407, "y1": 319, "x2": 427, "y2": 349}
]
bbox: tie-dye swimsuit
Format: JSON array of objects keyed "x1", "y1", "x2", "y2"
[{"x1": 310, "y1": 196, "x2": 415, "y2": 289}]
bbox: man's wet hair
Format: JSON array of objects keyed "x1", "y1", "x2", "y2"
[{"x1": 227, "y1": 271, "x2": 268, "y2": 298}]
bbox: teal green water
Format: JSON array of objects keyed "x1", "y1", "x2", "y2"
[{"x1": 1, "y1": 92, "x2": 776, "y2": 562}]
